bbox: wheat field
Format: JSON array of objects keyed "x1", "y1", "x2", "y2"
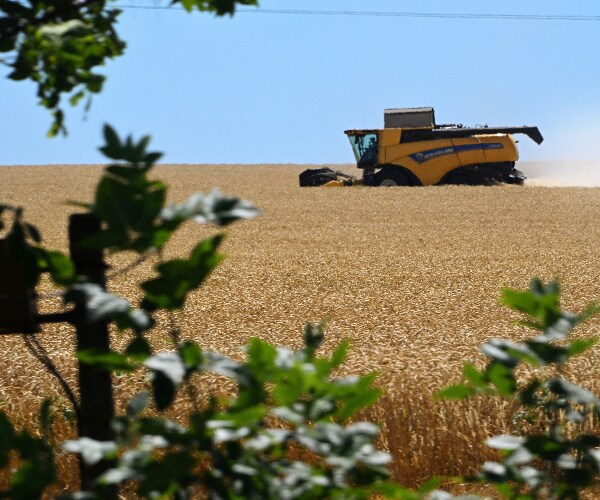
[{"x1": 2, "y1": 163, "x2": 600, "y2": 494}]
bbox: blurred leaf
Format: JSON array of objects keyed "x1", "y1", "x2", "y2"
[
  {"x1": 151, "y1": 371, "x2": 177, "y2": 411},
  {"x1": 487, "y1": 362, "x2": 517, "y2": 396},
  {"x1": 160, "y1": 189, "x2": 260, "y2": 227},
  {"x1": 486, "y1": 435, "x2": 525, "y2": 450},
  {"x1": 335, "y1": 373, "x2": 381, "y2": 420},
  {"x1": 330, "y1": 340, "x2": 349, "y2": 369},
  {"x1": 63, "y1": 437, "x2": 117, "y2": 465},
  {"x1": 65, "y1": 283, "x2": 127, "y2": 320},
  {"x1": 64, "y1": 283, "x2": 151, "y2": 333},
  {"x1": 436, "y1": 384, "x2": 476, "y2": 400},
  {"x1": 127, "y1": 392, "x2": 150, "y2": 420},
  {"x1": 102, "y1": 124, "x2": 121, "y2": 159},
  {"x1": 246, "y1": 338, "x2": 277, "y2": 379},
  {"x1": 523, "y1": 436, "x2": 566, "y2": 460},
  {"x1": 547, "y1": 379, "x2": 600, "y2": 406},
  {"x1": 519, "y1": 379, "x2": 542, "y2": 406},
  {"x1": 125, "y1": 336, "x2": 152, "y2": 360},
  {"x1": 303, "y1": 321, "x2": 325, "y2": 356},
  {"x1": 77, "y1": 349, "x2": 137, "y2": 372},
  {"x1": 480, "y1": 340, "x2": 519, "y2": 367},
  {"x1": 179, "y1": 342, "x2": 203, "y2": 370},
  {"x1": 174, "y1": 0, "x2": 258, "y2": 17},
  {"x1": 502, "y1": 279, "x2": 562, "y2": 330},
  {"x1": 141, "y1": 235, "x2": 225, "y2": 310},
  {"x1": 201, "y1": 351, "x2": 249, "y2": 385},
  {"x1": 24, "y1": 223, "x2": 41, "y2": 243},
  {"x1": 480, "y1": 461, "x2": 509, "y2": 482},
  {"x1": 566, "y1": 337, "x2": 599, "y2": 357},
  {"x1": 463, "y1": 363, "x2": 486, "y2": 387},
  {"x1": 145, "y1": 352, "x2": 186, "y2": 386},
  {"x1": 42, "y1": 250, "x2": 75, "y2": 286}
]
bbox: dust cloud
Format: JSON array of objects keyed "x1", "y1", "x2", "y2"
[{"x1": 521, "y1": 161, "x2": 600, "y2": 187}]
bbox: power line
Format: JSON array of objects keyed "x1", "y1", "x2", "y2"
[{"x1": 115, "y1": 4, "x2": 600, "y2": 22}]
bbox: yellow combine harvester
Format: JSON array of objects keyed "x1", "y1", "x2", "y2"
[{"x1": 300, "y1": 107, "x2": 543, "y2": 187}]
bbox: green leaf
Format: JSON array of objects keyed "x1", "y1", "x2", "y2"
[
  {"x1": 125, "y1": 336, "x2": 152, "y2": 360},
  {"x1": 501, "y1": 279, "x2": 563, "y2": 331},
  {"x1": 330, "y1": 340, "x2": 349, "y2": 369},
  {"x1": 179, "y1": 341, "x2": 203, "y2": 370},
  {"x1": 523, "y1": 435, "x2": 566, "y2": 460},
  {"x1": 519, "y1": 379, "x2": 542, "y2": 406},
  {"x1": 487, "y1": 362, "x2": 517, "y2": 396},
  {"x1": 77, "y1": 349, "x2": 137, "y2": 372},
  {"x1": 102, "y1": 124, "x2": 121, "y2": 157},
  {"x1": 566, "y1": 337, "x2": 599, "y2": 357},
  {"x1": 43, "y1": 250, "x2": 75, "y2": 286},
  {"x1": 463, "y1": 363, "x2": 486, "y2": 387},
  {"x1": 247, "y1": 338, "x2": 277, "y2": 376},
  {"x1": 175, "y1": 0, "x2": 258, "y2": 16},
  {"x1": 69, "y1": 90, "x2": 85, "y2": 106},
  {"x1": 523, "y1": 341, "x2": 567, "y2": 365},
  {"x1": 436, "y1": 384, "x2": 476, "y2": 400},
  {"x1": 335, "y1": 373, "x2": 381, "y2": 420},
  {"x1": 141, "y1": 235, "x2": 225, "y2": 310},
  {"x1": 502, "y1": 287, "x2": 548, "y2": 319}
]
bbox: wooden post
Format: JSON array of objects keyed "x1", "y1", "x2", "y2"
[
  {"x1": 0, "y1": 240, "x2": 40, "y2": 334},
  {"x1": 68, "y1": 214, "x2": 115, "y2": 492}
]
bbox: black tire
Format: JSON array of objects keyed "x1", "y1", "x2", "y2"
[{"x1": 373, "y1": 166, "x2": 410, "y2": 187}]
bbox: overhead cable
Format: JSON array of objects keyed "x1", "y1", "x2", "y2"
[{"x1": 115, "y1": 5, "x2": 600, "y2": 22}]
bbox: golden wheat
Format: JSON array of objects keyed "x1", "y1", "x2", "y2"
[{"x1": 2, "y1": 164, "x2": 600, "y2": 494}]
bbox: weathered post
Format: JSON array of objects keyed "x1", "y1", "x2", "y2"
[
  {"x1": 0, "y1": 240, "x2": 40, "y2": 334},
  {"x1": 68, "y1": 214, "x2": 115, "y2": 492}
]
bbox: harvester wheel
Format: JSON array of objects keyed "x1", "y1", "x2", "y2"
[{"x1": 374, "y1": 167, "x2": 409, "y2": 187}]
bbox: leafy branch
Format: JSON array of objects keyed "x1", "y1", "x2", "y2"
[
  {"x1": 64, "y1": 322, "x2": 414, "y2": 499},
  {"x1": 438, "y1": 279, "x2": 600, "y2": 499},
  {"x1": 0, "y1": 0, "x2": 258, "y2": 135}
]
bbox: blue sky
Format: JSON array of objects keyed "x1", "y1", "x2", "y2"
[{"x1": 3, "y1": 0, "x2": 600, "y2": 165}]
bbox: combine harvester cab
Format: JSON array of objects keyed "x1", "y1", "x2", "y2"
[{"x1": 340, "y1": 107, "x2": 543, "y2": 187}]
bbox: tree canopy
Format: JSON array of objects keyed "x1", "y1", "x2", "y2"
[{"x1": 0, "y1": 0, "x2": 258, "y2": 135}]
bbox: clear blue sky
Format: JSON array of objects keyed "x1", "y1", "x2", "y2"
[{"x1": 3, "y1": 0, "x2": 600, "y2": 165}]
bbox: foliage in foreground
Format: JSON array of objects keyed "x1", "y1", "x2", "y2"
[
  {"x1": 5, "y1": 1, "x2": 600, "y2": 499},
  {"x1": 65, "y1": 323, "x2": 407, "y2": 499},
  {"x1": 0, "y1": 127, "x2": 416, "y2": 499},
  {"x1": 439, "y1": 279, "x2": 600, "y2": 499}
]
